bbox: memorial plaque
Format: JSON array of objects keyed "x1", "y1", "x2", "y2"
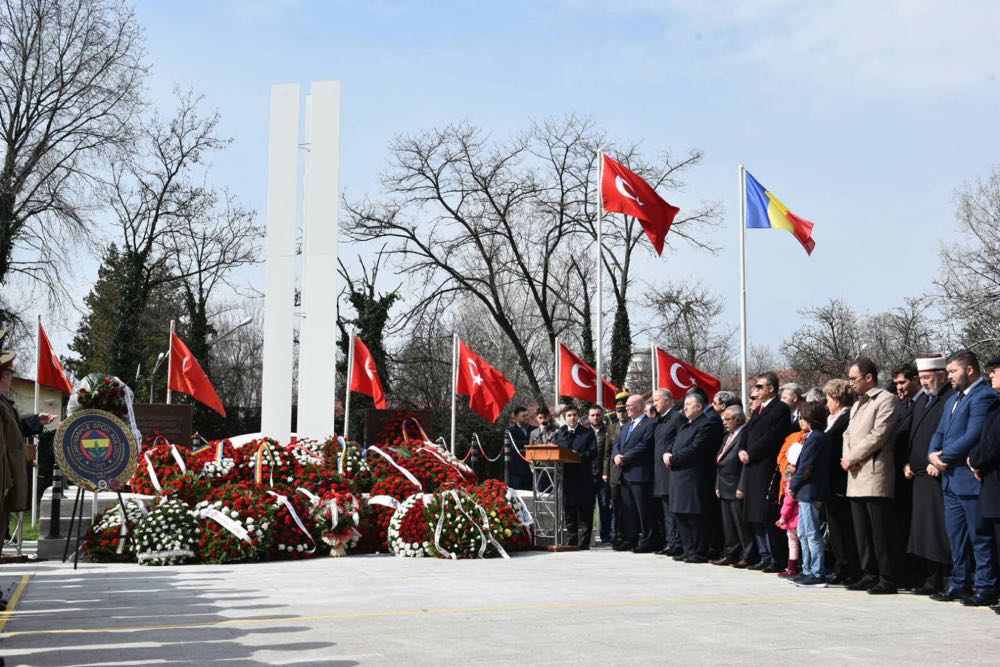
[{"x1": 133, "y1": 403, "x2": 194, "y2": 447}]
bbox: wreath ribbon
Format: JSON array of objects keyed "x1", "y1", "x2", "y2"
[
  {"x1": 367, "y1": 446, "x2": 422, "y2": 489},
  {"x1": 267, "y1": 490, "x2": 316, "y2": 553}
]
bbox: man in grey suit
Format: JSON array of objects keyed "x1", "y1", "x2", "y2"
[{"x1": 715, "y1": 405, "x2": 753, "y2": 566}]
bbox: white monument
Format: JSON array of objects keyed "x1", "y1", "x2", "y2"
[{"x1": 261, "y1": 81, "x2": 341, "y2": 440}]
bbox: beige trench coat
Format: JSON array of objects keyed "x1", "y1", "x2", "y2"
[{"x1": 843, "y1": 387, "x2": 900, "y2": 498}]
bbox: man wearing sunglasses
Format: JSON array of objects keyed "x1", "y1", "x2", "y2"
[{"x1": 739, "y1": 372, "x2": 792, "y2": 572}]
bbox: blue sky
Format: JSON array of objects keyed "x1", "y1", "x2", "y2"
[{"x1": 37, "y1": 1, "x2": 1000, "y2": 360}]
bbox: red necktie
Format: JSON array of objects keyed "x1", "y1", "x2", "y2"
[{"x1": 717, "y1": 432, "x2": 736, "y2": 464}]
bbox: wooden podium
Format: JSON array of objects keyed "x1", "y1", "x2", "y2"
[{"x1": 525, "y1": 445, "x2": 581, "y2": 551}]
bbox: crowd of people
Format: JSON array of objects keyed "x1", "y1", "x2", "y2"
[{"x1": 505, "y1": 351, "x2": 1000, "y2": 612}]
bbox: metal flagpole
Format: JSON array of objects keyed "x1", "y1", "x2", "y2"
[
  {"x1": 343, "y1": 329, "x2": 355, "y2": 439},
  {"x1": 166, "y1": 320, "x2": 175, "y2": 404},
  {"x1": 650, "y1": 342, "x2": 657, "y2": 391},
  {"x1": 596, "y1": 150, "x2": 604, "y2": 409},
  {"x1": 738, "y1": 164, "x2": 749, "y2": 411},
  {"x1": 450, "y1": 333, "x2": 458, "y2": 455},
  {"x1": 31, "y1": 315, "x2": 41, "y2": 528},
  {"x1": 553, "y1": 336, "x2": 560, "y2": 409}
]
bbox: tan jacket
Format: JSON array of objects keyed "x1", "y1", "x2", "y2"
[{"x1": 843, "y1": 387, "x2": 900, "y2": 498}]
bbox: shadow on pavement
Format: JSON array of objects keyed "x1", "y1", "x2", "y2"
[{"x1": 1, "y1": 566, "x2": 354, "y2": 666}]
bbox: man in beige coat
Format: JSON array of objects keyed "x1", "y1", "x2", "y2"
[{"x1": 842, "y1": 357, "x2": 901, "y2": 594}]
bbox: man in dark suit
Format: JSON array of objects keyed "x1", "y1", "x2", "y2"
[
  {"x1": 715, "y1": 405, "x2": 753, "y2": 567},
  {"x1": 664, "y1": 393, "x2": 724, "y2": 562},
  {"x1": 890, "y1": 363, "x2": 922, "y2": 587},
  {"x1": 905, "y1": 355, "x2": 953, "y2": 595},
  {"x1": 505, "y1": 406, "x2": 533, "y2": 491},
  {"x1": 652, "y1": 389, "x2": 684, "y2": 556},
  {"x1": 612, "y1": 393, "x2": 657, "y2": 552},
  {"x1": 929, "y1": 349, "x2": 999, "y2": 606},
  {"x1": 968, "y1": 355, "x2": 1000, "y2": 614},
  {"x1": 739, "y1": 371, "x2": 792, "y2": 572},
  {"x1": 554, "y1": 404, "x2": 598, "y2": 548}
]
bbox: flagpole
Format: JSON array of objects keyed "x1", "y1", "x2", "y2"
[
  {"x1": 738, "y1": 164, "x2": 749, "y2": 411},
  {"x1": 166, "y1": 319, "x2": 175, "y2": 404},
  {"x1": 650, "y1": 342, "x2": 657, "y2": 391},
  {"x1": 343, "y1": 329, "x2": 355, "y2": 439},
  {"x1": 450, "y1": 333, "x2": 458, "y2": 455},
  {"x1": 31, "y1": 316, "x2": 41, "y2": 528},
  {"x1": 553, "y1": 336, "x2": 560, "y2": 409},
  {"x1": 595, "y1": 149, "x2": 604, "y2": 409}
]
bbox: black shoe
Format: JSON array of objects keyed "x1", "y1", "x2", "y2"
[
  {"x1": 867, "y1": 583, "x2": 898, "y2": 595},
  {"x1": 762, "y1": 562, "x2": 784, "y2": 574},
  {"x1": 672, "y1": 554, "x2": 687, "y2": 561},
  {"x1": 961, "y1": 589, "x2": 999, "y2": 607},
  {"x1": 910, "y1": 583, "x2": 940, "y2": 596},
  {"x1": 930, "y1": 586, "x2": 971, "y2": 602},
  {"x1": 990, "y1": 604, "x2": 1000, "y2": 615},
  {"x1": 612, "y1": 542, "x2": 634, "y2": 552},
  {"x1": 747, "y1": 559, "x2": 771, "y2": 571},
  {"x1": 711, "y1": 557, "x2": 737, "y2": 566},
  {"x1": 684, "y1": 555, "x2": 708, "y2": 564},
  {"x1": 668, "y1": 547, "x2": 685, "y2": 557},
  {"x1": 654, "y1": 547, "x2": 672, "y2": 556},
  {"x1": 846, "y1": 577, "x2": 877, "y2": 591},
  {"x1": 632, "y1": 544, "x2": 654, "y2": 554}
]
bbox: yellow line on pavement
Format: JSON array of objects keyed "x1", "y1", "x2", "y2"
[
  {"x1": 2, "y1": 593, "x2": 817, "y2": 639},
  {"x1": 0, "y1": 575, "x2": 30, "y2": 633}
]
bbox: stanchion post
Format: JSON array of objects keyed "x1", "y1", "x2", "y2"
[
  {"x1": 46, "y1": 464, "x2": 63, "y2": 539},
  {"x1": 503, "y1": 433, "x2": 511, "y2": 486}
]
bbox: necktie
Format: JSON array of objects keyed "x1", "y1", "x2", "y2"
[
  {"x1": 624, "y1": 420, "x2": 634, "y2": 441},
  {"x1": 717, "y1": 432, "x2": 735, "y2": 464},
  {"x1": 952, "y1": 392, "x2": 964, "y2": 415}
]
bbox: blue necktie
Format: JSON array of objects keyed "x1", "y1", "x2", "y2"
[{"x1": 624, "y1": 420, "x2": 634, "y2": 441}]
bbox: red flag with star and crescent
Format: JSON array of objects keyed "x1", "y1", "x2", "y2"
[
  {"x1": 349, "y1": 334, "x2": 387, "y2": 409},
  {"x1": 36, "y1": 321, "x2": 73, "y2": 394},
  {"x1": 558, "y1": 343, "x2": 618, "y2": 409},
  {"x1": 655, "y1": 347, "x2": 720, "y2": 401},
  {"x1": 456, "y1": 339, "x2": 515, "y2": 423},
  {"x1": 168, "y1": 332, "x2": 226, "y2": 417},
  {"x1": 601, "y1": 153, "x2": 680, "y2": 255}
]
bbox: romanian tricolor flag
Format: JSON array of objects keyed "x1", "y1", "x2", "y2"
[{"x1": 744, "y1": 171, "x2": 816, "y2": 255}]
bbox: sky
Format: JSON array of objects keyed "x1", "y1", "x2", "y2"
[{"x1": 25, "y1": 0, "x2": 1000, "y2": 365}]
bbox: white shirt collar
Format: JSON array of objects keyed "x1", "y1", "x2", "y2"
[{"x1": 963, "y1": 377, "x2": 986, "y2": 396}]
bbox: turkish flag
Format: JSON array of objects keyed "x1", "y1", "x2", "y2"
[
  {"x1": 602, "y1": 154, "x2": 680, "y2": 255},
  {"x1": 558, "y1": 344, "x2": 618, "y2": 408},
  {"x1": 456, "y1": 339, "x2": 515, "y2": 423},
  {"x1": 168, "y1": 332, "x2": 226, "y2": 417},
  {"x1": 655, "y1": 347, "x2": 720, "y2": 401},
  {"x1": 349, "y1": 335, "x2": 387, "y2": 409},
  {"x1": 36, "y1": 322, "x2": 73, "y2": 394}
]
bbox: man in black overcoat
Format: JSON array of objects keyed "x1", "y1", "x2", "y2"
[
  {"x1": 905, "y1": 355, "x2": 954, "y2": 594},
  {"x1": 652, "y1": 389, "x2": 684, "y2": 556},
  {"x1": 554, "y1": 404, "x2": 598, "y2": 548},
  {"x1": 739, "y1": 371, "x2": 792, "y2": 572},
  {"x1": 665, "y1": 393, "x2": 725, "y2": 562}
]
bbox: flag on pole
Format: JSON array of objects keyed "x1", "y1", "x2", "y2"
[
  {"x1": 168, "y1": 332, "x2": 227, "y2": 417},
  {"x1": 744, "y1": 170, "x2": 816, "y2": 255},
  {"x1": 456, "y1": 339, "x2": 515, "y2": 423},
  {"x1": 601, "y1": 153, "x2": 680, "y2": 255},
  {"x1": 349, "y1": 334, "x2": 387, "y2": 409},
  {"x1": 655, "y1": 347, "x2": 721, "y2": 401},
  {"x1": 36, "y1": 322, "x2": 73, "y2": 394},
  {"x1": 559, "y1": 343, "x2": 618, "y2": 408}
]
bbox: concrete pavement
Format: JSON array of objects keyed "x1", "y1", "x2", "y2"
[{"x1": 2, "y1": 546, "x2": 999, "y2": 665}]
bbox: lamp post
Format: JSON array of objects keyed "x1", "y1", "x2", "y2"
[
  {"x1": 210, "y1": 316, "x2": 253, "y2": 347},
  {"x1": 148, "y1": 352, "x2": 167, "y2": 402}
]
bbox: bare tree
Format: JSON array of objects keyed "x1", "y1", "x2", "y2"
[
  {"x1": 104, "y1": 90, "x2": 227, "y2": 380},
  {"x1": 863, "y1": 297, "x2": 939, "y2": 373},
  {"x1": 936, "y1": 169, "x2": 1000, "y2": 349},
  {"x1": 345, "y1": 116, "x2": 718, "y2": 402},
  {"x1": 781, "y1": 298, "x2": 862, "y2": 385},
  {"x1": 0, "y1": 0, "x2": 146, "y2": 303},
  {"x1": 642, "y1": 280, "x2": 735, "y2": 371}
]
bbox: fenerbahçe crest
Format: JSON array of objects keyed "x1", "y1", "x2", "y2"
[{"x1": 55, "y1": 409, "x2": 139, "y2": 492}]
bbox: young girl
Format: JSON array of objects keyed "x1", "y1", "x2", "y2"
[
  {"x1": 776, "y1": 442, "x2": 803, "y2": 579},
  {"x1": 789, "y1": 401, "x2": 832, "y2": 587}
]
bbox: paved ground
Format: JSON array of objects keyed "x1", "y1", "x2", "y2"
[{"x1": 2, "y1": 545, "x2": 1000, "y2": 666}]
